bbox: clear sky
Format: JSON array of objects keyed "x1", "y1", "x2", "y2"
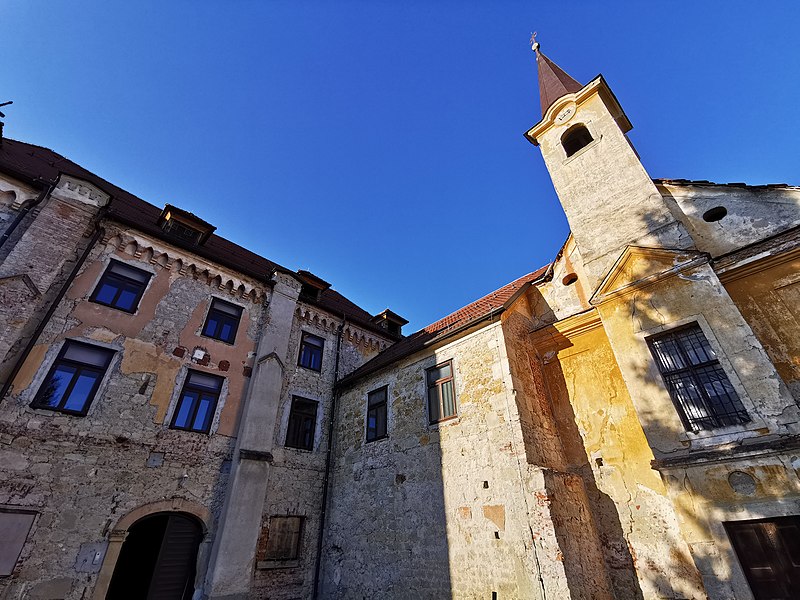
[{"x1": 2, "y1": 1, "x2": 798, "y2": 331}]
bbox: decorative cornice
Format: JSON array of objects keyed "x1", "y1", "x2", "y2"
[
  {"x1": 54, "y1": 174, "x2": 111, "y2": 207},
  {"x1": 295, "y1": 305, "x2": 390, "y2": 352},
  {"x1": 529, "y1": 309, "x2": 602, "y2": 351},
  {"x1": 101, "y1": 226, "x2": 268, "y2": 303}
]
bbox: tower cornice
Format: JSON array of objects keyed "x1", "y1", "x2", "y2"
[{"x1": 525, "y1": 75, "x2": 632, "y2": 146}]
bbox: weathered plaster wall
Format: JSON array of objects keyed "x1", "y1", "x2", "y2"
[
  {"x1": 659, "y1": 182, "x2": 800, "y2": 258},
  {"x1": 251, "y1": 305, "x2": 387, "y2": 600},
  {"x1": 722, "y1": 249, "x2": 800, "y2": 401},
  {"x1": 0, "y1": 223, "x2": 267, "y2": 599},
  {"x1": 322, "y1": 321, "x2": 596, "y2": 599}
]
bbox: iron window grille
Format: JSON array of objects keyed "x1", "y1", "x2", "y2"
[
  {"x1": 170, "y1": 370, "x2": 224, "y2": 433},
  {"x1": 298, "y1": 332, "x2": 324, "y2": 371},
  {"x1": 31, "y1": 340, "x2": 115, "y2": 415},
  {"x1": 366, "y1": 386, "x2": 388, "y2": 442},
  {"x1": 426, "y1": 360, "x2": 456, "y2": 423},
  {"x1": 201, "y1": 298, "x2": 242, "y2": 344},
  {"x1": 89, "y1": 260, "x2": 151, "y2": 313},
  {"x1": 647, "y1": 324, "x2": 750, "y2": 432},
  {"x1": 264, "y1": 516, "x2": 304, "y2": 560},
  {"x1": 285, "y1": 397, "x2": 318, "y2": 450}
]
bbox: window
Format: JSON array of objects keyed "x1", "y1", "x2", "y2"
[
  {"x1": 647, "y1": 324, "x2": 749, "y2": 431},
  {"x1": 264, "y1": 516, "x2": 304, "y2": 560},
  {"x1": 426, "y1": 360, "x2": 456, "y2": 423},
  {"x1": 0, "y1": 510, "x2": 36, "y2": 576},
  {"x1": 366, "y1": 386, "x2": 388, "y2": 442},
  {"x1": 163, "y1": 219, "x2": 202, "y2": 244},
  {"x1": 285, "y1": 397, "x2": 318, "y2": 450},
  {"x1": 202, "y1": 298, "x2": 242, "y2": 344},
  {"x1": 298, "y1": 332, "x2": 324, "y2": 371},
  {"x1": 170, "y1": 370, "x2": 224, "y2": 433},
  {"x1": 562, "y1": 124, "x2": 594, "y2": 157},
  {"x1": 90, "y1": 260, "x2": 151, "y2": 313},
  {"x1": 32, "y1": 341, "x2": 114, "y2": 415}
]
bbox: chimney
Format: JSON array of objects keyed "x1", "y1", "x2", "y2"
[{"x1": 0, "y1": 100, "x2": 12, "y2": 147}]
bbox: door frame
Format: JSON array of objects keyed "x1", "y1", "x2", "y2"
[{"x1": 93, "y1": 498, "x2": 212, "y2": 600}]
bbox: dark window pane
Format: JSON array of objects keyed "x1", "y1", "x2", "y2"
[
  {"x1": 203, "y1": 317, "x2": 219, "y2": 337},
  {"x1": 220, "y1": 322, "x2": 233, "y2": 342},
  {"x1": 193, "y1": 395, "x2": 213, "y2": 431},
  {"x1": 91, "y1": 261, "x2": 150, "y2": 312},
  {"x1": 202, "y1": 300, "x2": 242, "y2": 344},
  {"x1": 173, "y1": 391, "x2": 197, "y2": 429},
  {"x1": 39, "y1": 364, "x2": 76, "y2": 407},
  {"x1": 286, "y1": 397, "x2": 318, "y2": 450},
  {"x1": 298, "y1": 334, "x2": 324, "y2": 371},
  {"x1": 441, "y1": 380, "x2": 455, "y2": 418},
  {"x1": 63, "y1": 371, "x2": 100, "y2": 412},
  {"x1": 170, "y1": 372, "x2": 224, "y2": 434},
  {"x1": 94, "y1": 283, "x2": 117, "y2": 305},
  {"x1": 428, "y1": 386, "x2": 441, "y2": 423}
]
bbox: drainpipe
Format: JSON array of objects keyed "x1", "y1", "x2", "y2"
[
  {"x1": 0, "y1": 211, "x2": 107, "y2": 402},
  {"x1": 312, "y1": 313, "x2": 346, "y2": 599},
  {"x1": 0, "y1": 183, "x2": 53, "y2": 252}
]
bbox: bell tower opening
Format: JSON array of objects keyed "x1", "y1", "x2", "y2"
[{"x1": 562, "y1": 124, "x2": 593, "y2": 157}]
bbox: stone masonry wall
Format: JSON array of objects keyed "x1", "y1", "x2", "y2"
[{"x1": 0, "y1": 222, "x2": 268, "y2": 599}]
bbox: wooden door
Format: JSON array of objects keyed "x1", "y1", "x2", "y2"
[{"x1": 726, "y1": 517, "x2": 800, "y2": 600}]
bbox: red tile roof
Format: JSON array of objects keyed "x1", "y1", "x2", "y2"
[
  {"x1": 337, "y1": 265, "x2": 550, "y2": 387},
  {"x1": 0, "y1": 138, "x2": 390, "y2": 337}
]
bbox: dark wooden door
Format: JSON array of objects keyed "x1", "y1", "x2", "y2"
[
  {"x1": 107, "y1": 513, "x2": 202, "y2": 600},
  {"x1": 726, "y1": 517, "x2": 800, "y2": 600}
]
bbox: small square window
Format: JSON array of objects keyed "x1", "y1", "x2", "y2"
[
  {"x1": 285, "y1": 397, "x2": 318, "y2": 450},
  {"x1": 647, "y1": 323, "x2": 750, "y2": 432},
  {"x1": 426, "y1": 360, "x2": 456, "y2": 423},
  {"x1": 263, "y1": 516, "x2": 304, "y2": 560},
  {"x1": 366, "y1": 386, "x2": 388, "y2": 442},
  {"x1": 0, "y1": 510, "x2": 36, "y2": 576},
  {"x1": 89, "y1": 260, "x2": 151, "y2": 313},
  {"x1": 31, "y1": 341, "x2": 115, "y2": 415},
  {"x1": 170, "y1": 370, "x2": 224, "y2": 433},
  {"x1": 298, "y1": 333, "x2": 324, "y2": 371},
  {"x1": 202, "y1": 298, "x2": 242, "y2": 344}
]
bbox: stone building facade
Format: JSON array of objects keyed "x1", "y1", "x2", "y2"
[{"x1": 1, "y1": 42, "x2": 799, "y2": 600}]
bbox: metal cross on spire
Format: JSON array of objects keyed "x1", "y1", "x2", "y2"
[{"x1": 529, "y1": 31, "x2": 540, "y2": 53}]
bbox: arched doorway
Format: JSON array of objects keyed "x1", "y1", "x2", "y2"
[{"x1": 106, "y1": 512, "x2": 203, "y2": 600}]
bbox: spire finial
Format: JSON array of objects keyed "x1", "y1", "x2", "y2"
[{"x1": 530, "y1": 31, "x2": 540, "y2": 53}]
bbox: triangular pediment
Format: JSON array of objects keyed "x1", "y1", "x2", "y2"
[{"x1": 591, "y1": 246, "x2": 707, "y2": 304}]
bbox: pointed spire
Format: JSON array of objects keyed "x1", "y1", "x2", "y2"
[{"x1": 531, "y1": 35, "x2": 583, "y2": 116}]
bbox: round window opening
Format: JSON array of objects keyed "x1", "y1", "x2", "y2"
[
  {"x1": 702, "y1": 206, "x2": 728, "y2": 222},
  {"x1": 562, "y1": 273, "x2": 578, "y2": 286}
]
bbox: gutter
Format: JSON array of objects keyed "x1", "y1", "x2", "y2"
[
  {"x1": 312, "y1": 314, "x2": 346, "y2": 599},
  {"x1": 0, "y1": 183, "x2": 53, "y2": 252},
  {"x1": 0, "y1": 211, "x2": 107, "y2": 401}
]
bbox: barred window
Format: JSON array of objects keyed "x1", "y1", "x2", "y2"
[
  {"x1": 647, "y1": 324, "x2": 749, "y2": 431},
  {"x1": 426, "y1": 360, "x2": 456, "y2": 423}
]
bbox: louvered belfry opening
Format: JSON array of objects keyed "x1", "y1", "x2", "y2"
[{"x1": 106, "y1": 513, "x2": 203, "y2": 600}]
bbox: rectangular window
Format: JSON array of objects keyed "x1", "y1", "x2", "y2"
[
  {"x1": 298, "y1": 332, "x2": 324, "y2": 371},
  {"x1": 89, "y1": 260, "x2": 151, "y2": 313},
  {"x1": 201, "y1": 298, "x2": 242, "y2": 344},
  {"x1": 31, "y1": 341, "x2": 114, "y2": 415},
  {"x1": 426, "y1": 360, "x2": 456, "y2": 423},
  {"x1": 647, "y1": 324, "x2": 749, "y2": 431},
  {"x1": 264, "y1": 516, "x2": 304, "y2": 560},
  {"x1": 170, "y1": 370, "x2": 224, "y2": 433},
  {"x1": 366, "y1": 386, "x2": 388, "y2": 442},
  {"x1": 0, "y1": 510, "x2": 36, "y2": 576},
  {"x1": 285, "y1": 397, "x2": 318, "y2": 450}
]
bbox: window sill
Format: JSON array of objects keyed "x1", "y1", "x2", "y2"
[
  {"x1": 365, "y1": 435, "x2": 389, "y2": 444},
  {"x1": 199, "y1": 333, "x2": 236, "y2": 347},
  {"x1": 562, "y1": 134, "x2": 601, "y2": 164},
  {"x1": 296, "y1": 364, "x2": 322, "y2": 374},
  {"x1": 29, "y1": 404, "x2": 88, "y2": 417},
  {"x1": 256, "y1": 559, "x2": 300, "y2": 570},
  {"x1": 88, "y1": 299, "x2": 139, "y2": 315}
]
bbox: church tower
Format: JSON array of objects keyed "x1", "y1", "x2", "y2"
[{"x1": 525, "y1": 38, "x2": 692, "y2": 288}]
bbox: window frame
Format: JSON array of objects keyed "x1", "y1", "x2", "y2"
[
  {"x1": 366, "y1": 385, "x2": 388, "y2": 442},
  {"x1": 169, "y1": 370, "x2": 225, "y2": 434},
  {"x1": 201, "y1": 298, "x2": 243, "y2": 345},
  {"x1": 89, "y1": 259, "x2": 152, "y2": 314},
  {"x1": 263, "y1": 515, "x2": 304, "y2": 561},
  {"x1": 646, "y1": 323, "x2": 750, "y2": 432},
  {"x1": 31, "y1": 340, "x2": 115, "y2": 416},
  {"x1": 0, "y1": 508, "x2": 37, "y2": 577},
  {"x1": 561, "y1": 124, "x2": 594, "y2": 158},
  {"x1": 297, "y1": 332, "x2": 324, "y2": 372},
  {"x1": 426, "y1": 360, "x2": 457, "y2": 424},
  {"x1": 285, "y1": 396, "x2": 318, "y2": 451}
]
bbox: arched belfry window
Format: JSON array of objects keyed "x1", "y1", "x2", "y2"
[{"x1": 562, "y1": 124, "x2": 593, "y2": 157}]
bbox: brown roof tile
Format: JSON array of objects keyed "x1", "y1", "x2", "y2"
[
  {"x1": 0, "y1": 138, "x2": 389, "y2": 336},
  {"x1": 536, "y1": 51, "x2": 583, "y2": 116},
  {"x1": 337, "y1": 265, "x2": 550, "y2": 387}
]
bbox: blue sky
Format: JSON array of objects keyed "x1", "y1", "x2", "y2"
[{"x1": 2, "y1": 2, "x2": 798, "y2": 330}]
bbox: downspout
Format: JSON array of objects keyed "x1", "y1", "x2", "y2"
[
  {"x1": 0, "y1": 183, "x2": 53, "y2": 252},
  {"x1": 312, "y1": 313, "x2": 346, "y2": 599},
  {"x1": 0, "y1": 209, "x2": 107, "y2": 402}
]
